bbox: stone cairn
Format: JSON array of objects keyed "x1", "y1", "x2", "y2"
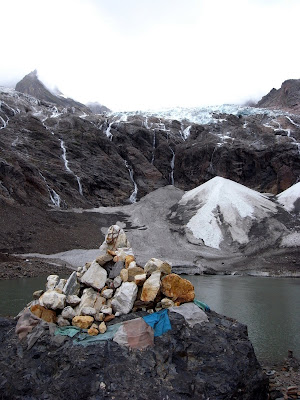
[{"x1": 30, "y1": 225, "x2": 195, "y2": 336}]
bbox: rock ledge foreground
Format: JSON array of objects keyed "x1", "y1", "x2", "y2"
[{"x1": 0, "y1": 226, "x2": 268, "y2": 399}]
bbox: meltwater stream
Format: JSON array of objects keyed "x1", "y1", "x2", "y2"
[{"x1": 0, "y1": 275, "x2": 299, "y2": 364}]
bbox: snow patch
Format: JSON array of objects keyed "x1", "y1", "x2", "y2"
[
  {"x1": 280, "y1": 232, "x2": 300, "y2": 248},
  {"x1": 277, "y1": 182, "x2": 300, "y2": 212},
  {"x1": 179, "y1": 177, "x2": 278, "y2": 249}
]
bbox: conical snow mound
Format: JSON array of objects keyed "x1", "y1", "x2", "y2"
[
  {"x1": 178, "y1": 177, "x2": 278, "y2": 249},
  {"x1": 277, "y1": 182, "x2": 300, "y2": 212}
]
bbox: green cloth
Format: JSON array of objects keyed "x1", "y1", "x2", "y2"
[
  {"x1": 73, "y1": 323, "x2": 122, "y2": 346},
  {"x1": 194, "y1": 299, "x2": 210, "y2": 312},
  {"x1": 54, "y1": 326, "x2": 81, "y2": 338},
  {"x1": 54, "y1": 323, "x2": 123, "y2": 346}
]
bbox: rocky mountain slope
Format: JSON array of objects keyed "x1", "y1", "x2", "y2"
[
  {"x1": 257, "y1": 79, "x2": 300, "y2": 113},
  {"x1": 0, "y1": 73, "x2": 300, "y2": 274},
  {"x1": 15, "y1": 70, "x2": 91, "y2": 114},
  {"x1": 1, "y1": 76, "x2": 300, "y2": 210}
]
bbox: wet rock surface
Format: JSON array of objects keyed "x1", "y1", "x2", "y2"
[{"x1": 0, "y1": 310, "x2": 268, "y2": 400}]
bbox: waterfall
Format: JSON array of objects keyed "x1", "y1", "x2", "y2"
[
  {"x1": 144, "y1": 116, "x2": 152, "y2": 130},
  {"x1": 182, "y1": 125, "x2": 191, "y2": 139},
  {"x1": 0, "y1": 115, "x2": 7, "y2": 129},
  {"x1": 105, "y1": 122, "x2": 114, "y2": 141},
  {"x1": 0, "y1": 100, "x2": 18, "y2": 129},
  {"x1": 208, "y1": 147, "x2": 217, "y2": 174},
  {"x1": 40, "y1": 173, "x2": 61, "y2": 207},
  {"x1": 41, "y1": 122, "x2": 83, "y2": 196},
  {"x1": 59, "y1": 139, "x2": 83, "y2": 195},
  {"x1": 151, "y1": 131, "x2": 156, "y2": 164},
  {"x1": 76, "y1": 176, "x2": 83, "y2": 196},
  {"x1": 170, "y1": 147, "x2": 175, "y2": 185},
  {"x1": 124, "y1": 160, "x2": 138, "y2": 203},
  {"x1": 60, "y1": 139, "x2": 72, "y2": 173}
]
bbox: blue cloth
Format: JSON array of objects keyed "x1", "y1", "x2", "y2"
[{"x1": 142, "y1": 309, "x2": 171, "y2": 337}]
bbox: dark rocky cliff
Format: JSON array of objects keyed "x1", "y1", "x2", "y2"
[
  {"x1": 15, "y1": 70, "x2": 91, "y2": 113},
  {"x1": 257, "y1": 79, "x2": 300, "y2": 113},
  {"x1": 1, "y1": 86, "x2": 300, "y2": 211},
  {"x1": 0, "y1": 311, "x2": 268, "y2": 400}
]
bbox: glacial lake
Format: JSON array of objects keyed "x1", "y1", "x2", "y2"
[{"x1": 0, "y1": 275, "x2": 299, "y2": 364}]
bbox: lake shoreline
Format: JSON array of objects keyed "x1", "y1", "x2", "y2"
[
  {"x1": 263, "y1": 354, "x2": 300, "y2": 399},
  {"x1": 0, "y1": 253, "x2": 72, "y2": 280},
  {"x1": 1, "y1": 250, "x2": 300, "y2": 280}
]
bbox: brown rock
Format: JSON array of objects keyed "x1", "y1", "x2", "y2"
[
  {"x1": 30, "y1": 304, "x2": 57, "y2": 323},
  {"x1": 134, "y1": 300, "x2": 154, "y2": 310},
  {"x1": 96, "y1": 252, "x2": 113, "y2": 266},
  {"x1": 287, "y1": 386, "x2": 298, "y2": 395},
  {"x1": 134, "y1": 273, "x2": 147, "y2": 286},
  {"x1": 87, "y1": 327, "x2": 99, "y2": 336},
  {"x1": 128, "y1": 266, "x2": 145, "y2": 282},
  {"x1": 72, "y1": 316, "x2": 94, "y2": 329},
  {"x1": 104, "y1": 314, "x2": 115, "y2": 322},
  {"x1": 125, "y1": 255, "x2": 135, "y2": 268},
  {"x1": 161, "y1": 273, "x2": 195, "y2": 304}
]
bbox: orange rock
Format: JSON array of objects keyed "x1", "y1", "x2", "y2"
[
  {"x1": 125, "y1": 255, "x2": 135, "y2": 268},
  {"x1": 72, "y1": 316, "x2": 94, "y2": 329},
  {"x1": 87, "y1": 327, "x2": 99, "y2": 336},
  {"x1": 30, "y1": 304, "x2": 57, "y2": 323},
  {"x1": 161, "y1": 273, "x2": 195, "y2": 304}
]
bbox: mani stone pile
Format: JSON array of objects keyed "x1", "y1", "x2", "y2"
[{"x1": 29, "y1": 225, "x2": 195, "y2": 336}]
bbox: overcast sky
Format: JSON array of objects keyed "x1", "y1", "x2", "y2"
[{"x1": 1, "y1": 0, "x2": 300, "y2": 111}]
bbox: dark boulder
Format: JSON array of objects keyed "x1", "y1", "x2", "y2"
[{"x1": 0, "y1": 311, "x2": 268, "y2": 400}]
